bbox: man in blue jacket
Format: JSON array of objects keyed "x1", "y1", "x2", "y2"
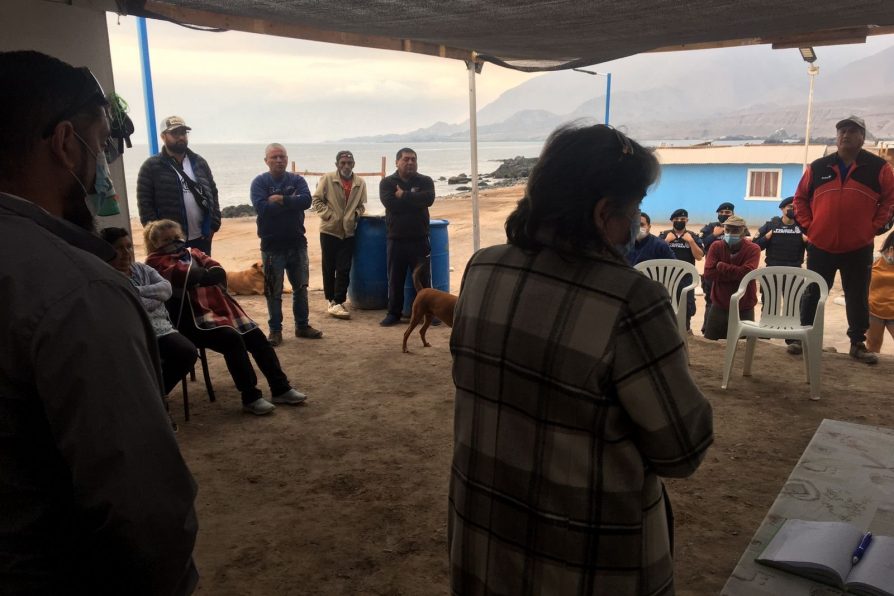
[
  {"x1": 628, "y1": 211, "x2": 676, "y2": 265},
  {"x1": 137, "y1": 116, "x2": 221, "y2": 254},
  {"x1": 379, "y1": 148, "x2": 436, "y2": 326},
  {"x1": 250, "y1": 143, "x2": 322, "y2": 345}
]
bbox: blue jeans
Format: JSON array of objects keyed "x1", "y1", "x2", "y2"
[{"x1": 262, "y1": 246, "x2": 309, "y2": 331}]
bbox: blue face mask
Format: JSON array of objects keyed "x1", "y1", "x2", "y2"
[
  {"x1": 73, "y1": 132, "x2": 120, "y2": 216},
  {"x1": 724, "y1": 233, "x2": 741, "y2": 247},
  {"x1": 614, "y1": 211, "x2": 640, "y2": 257}
]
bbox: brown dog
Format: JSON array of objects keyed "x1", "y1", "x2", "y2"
[
  {"x1": 226, "y1": 262, "x2": 293, "y2": 296},
  {"x1": 402, "y1": 289, "x2": 457, "y2": 353},
  {"x1": 226, "y1": 262, "x2": 266, "y2": 295},
  {"x1": 402, "y1": 264, "x2": 457, "y2": 352}
]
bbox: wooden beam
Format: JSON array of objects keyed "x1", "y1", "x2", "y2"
[{"x1": 143, "y1": 0, "x2": 474, "y2": 62}]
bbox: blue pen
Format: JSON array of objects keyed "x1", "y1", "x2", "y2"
[{"x1": 852, "y1": 532, "x2": 873, "y2": 565}]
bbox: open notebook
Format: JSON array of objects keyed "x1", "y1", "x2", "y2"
[{"x1": 756, "y1": 519, "x2": 894, "y2": 596}]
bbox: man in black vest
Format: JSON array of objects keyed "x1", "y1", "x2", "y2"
[
  {"x1": 754, "y1": 197, "x2": 806, "y2": 267},
  {"x1": 659, "y1": 208, "x2": 705, "y2": 332}
]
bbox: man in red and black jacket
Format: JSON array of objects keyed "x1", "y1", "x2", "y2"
[{"x1": 793, "y1": 115, "x2": 894, "y2": 364}]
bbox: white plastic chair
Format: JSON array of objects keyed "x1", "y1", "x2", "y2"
[
  {"x1": 721, "y1": 267, "x2": 829, "y2": 400},
  {"x1": 634, "y1": 259, "x2": 700, "y2": 350}
]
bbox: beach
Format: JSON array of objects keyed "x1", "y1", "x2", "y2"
[{"x1": 132, "y1": 184, "x2": 894, "y2": 595}]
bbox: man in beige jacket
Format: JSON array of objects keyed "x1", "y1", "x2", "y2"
[{"x1": 312, "y1": 150, "x2": 367, "y2": 319}]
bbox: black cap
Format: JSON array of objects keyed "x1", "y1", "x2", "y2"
[
  {"x1": 778, "y1": 196, "x2": 794, "y2": 209},
  {"x1": 670, "y1": 208, "x2": 688, "y2": 219},
  {"x1": 716, "y1": 202, "x2": 735, "y2": 212}
]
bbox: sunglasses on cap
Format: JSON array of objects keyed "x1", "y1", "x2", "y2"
[{"x1": 41, "y1": 68, "x2": 118, "y2": 163}]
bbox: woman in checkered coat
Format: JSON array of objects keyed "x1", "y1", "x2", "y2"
[{"x1": 448, "y1": 124, "x2": 714, "y2": 596}]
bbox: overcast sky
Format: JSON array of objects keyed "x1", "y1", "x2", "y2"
[{"x1": 106, "y1": 14, "x2": 894, "y2": 144}]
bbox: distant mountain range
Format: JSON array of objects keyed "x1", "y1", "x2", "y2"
[{"x1": 338, "y1": 45, "x2": 894, "y2": 142}]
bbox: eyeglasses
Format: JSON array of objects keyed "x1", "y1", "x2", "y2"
[{"x1": 41, "y1": 67, "x2": 108, "y2": 139}]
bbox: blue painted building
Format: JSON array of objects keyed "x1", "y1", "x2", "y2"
[{"x1": 643, "y1": 144, "x2": 830, "y2": 227}]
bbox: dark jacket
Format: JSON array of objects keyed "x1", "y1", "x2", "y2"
[
  {"x1": 754, "y1": 217, "x2": 805, "y2": 266},
  {"x1": 137, "y1": 148, "x2": 221, "y2": 237},
  {"x1": 793, "y1": 149, "x2": 894, "y2": 254},
  {"x1": 249, "y1": 171, "x2": 312, "y2": 252},
  {"x1": 0, "y1": 193, "x2": 198, "y2": 595},
  {"x1": 379, "y1": 171, "x2": 435, "y2": 240},
  {"x1": 628, "y1": 233, "x2": 676, "y2": 265}
]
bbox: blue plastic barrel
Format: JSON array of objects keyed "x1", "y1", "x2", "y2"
[
  {"x1": 348, "y1": 216, "x2": 388, "y2": 310},
  {"x1": 402, "y1": 219, "x2": 450, "y2": 316}
]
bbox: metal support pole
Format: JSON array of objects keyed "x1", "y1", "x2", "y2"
[
  {"x1": 136, "y1": 17, "x2": 159, "y2": 155},
  {"x1": 803, "y1": 64, "x2": 819, "y2": 170},
  {"x1": 467, "y1": 57, "x2": 481, "y2": 252},
  {"x1": 604, "y1": 72, "x2": 612, "y2": 125}
]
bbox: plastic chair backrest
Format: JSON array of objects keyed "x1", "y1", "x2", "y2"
[
  {"x1": 634, "y1": 259, "x2": 700, "y2": 305},
  {"x1": 739, "y1": 266, "x2": 828, "y2": 326}
]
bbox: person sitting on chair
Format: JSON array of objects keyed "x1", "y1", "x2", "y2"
[
  {"x1": 102, "y1": 227, "x2": 198, "y2": 398},
  {"x1": 144, "y1": 219, "x2": 308, "y2": 416},
  {"x1": 702, "y1": 215, "x2": 760, "y2": 340}
]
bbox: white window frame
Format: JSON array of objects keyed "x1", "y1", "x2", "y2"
[{"x1": 744, "y1": 168, "x2": 783, "y2": 201}]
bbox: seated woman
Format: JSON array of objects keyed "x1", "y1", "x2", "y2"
[
  {"x1": 867, "y1": 231, "x2": 894, "y2": 353},
  {"x1": 101, "y1": 227, "x2": 197, "y2": 397},
  {"x1": 143, "y1": 219, "x2": 306, "y2": 415}
]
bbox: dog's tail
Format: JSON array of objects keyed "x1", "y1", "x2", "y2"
[{"x1": 411, "y1": 262, "x2": 427, "y2": 292}]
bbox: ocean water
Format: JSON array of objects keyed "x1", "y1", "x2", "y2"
[{"x1": 120, "y1": 141, "x2": 546, "y2": 216}]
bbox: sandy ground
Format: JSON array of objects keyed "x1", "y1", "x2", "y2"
[{"x1": 131, "y1": 186, "x2": 893, "y2": 595}]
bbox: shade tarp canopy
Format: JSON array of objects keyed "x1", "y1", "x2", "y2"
[{"x1": 126, "y1": 0, "x2": 894, "y2": 71}]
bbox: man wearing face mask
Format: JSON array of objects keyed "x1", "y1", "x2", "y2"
[
  {"x1": 312, "y1": 150, "x2": 367, "y2": 320},
  {"x1": 754, "y1": 197, "x2": 806, "y2": 268},
  {"x1": 699, "y1": 202, "x2": 750, "y2": 333},
  {"x1": 137, "y1": 115, "x2": 221, "y2": 255},
  {"x1": 703, "y1": 215, "x2": 761, "y2": 340},
  {"x1": 792, "y1": 116, "x2": 894, "y2": 364},
  {"x1": 627, "y1": 211, "x2": 675, "y2": 265},
  {"x1": 659, "y1": 208, "x2": 705, "y2": 332},
  {"x1": 0, "y1": 51, "x2": 198, "y2": 595}
]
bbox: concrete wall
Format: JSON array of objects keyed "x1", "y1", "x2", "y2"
[
  {"x1": 1, "y1": 0, "x2": 130, "y2": 230},
  {"x1": 643, "y1": 163, "x2": 805, "y2": 227}
]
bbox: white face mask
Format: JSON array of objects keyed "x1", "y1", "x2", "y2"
[{"x1": 636, "y1": 227, "x2": 649, "y2": 241}]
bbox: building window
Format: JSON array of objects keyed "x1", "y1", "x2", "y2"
[{"x1": 745, "y1": 168, "x2": 782, "y2": 200}]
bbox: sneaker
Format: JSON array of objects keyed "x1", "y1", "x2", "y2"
[
  {"x1": 380, "y1": 313, "x2": 401, "y2": 327},
  {"x1": 268, "y1": 330, "x2": 283, "y2": 346},
  {"x1": 328, "y1": 302, "x2": 351, "y2": 320},
  {"x1": 786, "y1": 341, "x2": 802, "y2": 355},
  {"x1": 296, "y1": 325, "x2": 323, "y2": 339},
  {"x1": 272, "y1": 388, "x2": 307, "y2": 405},
  {"x1": 243, "y1": 398, "x2": 276, "y2": 416},
  {"x1": 849, "y1": 342, "x2": 879, "y2": 365}
]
